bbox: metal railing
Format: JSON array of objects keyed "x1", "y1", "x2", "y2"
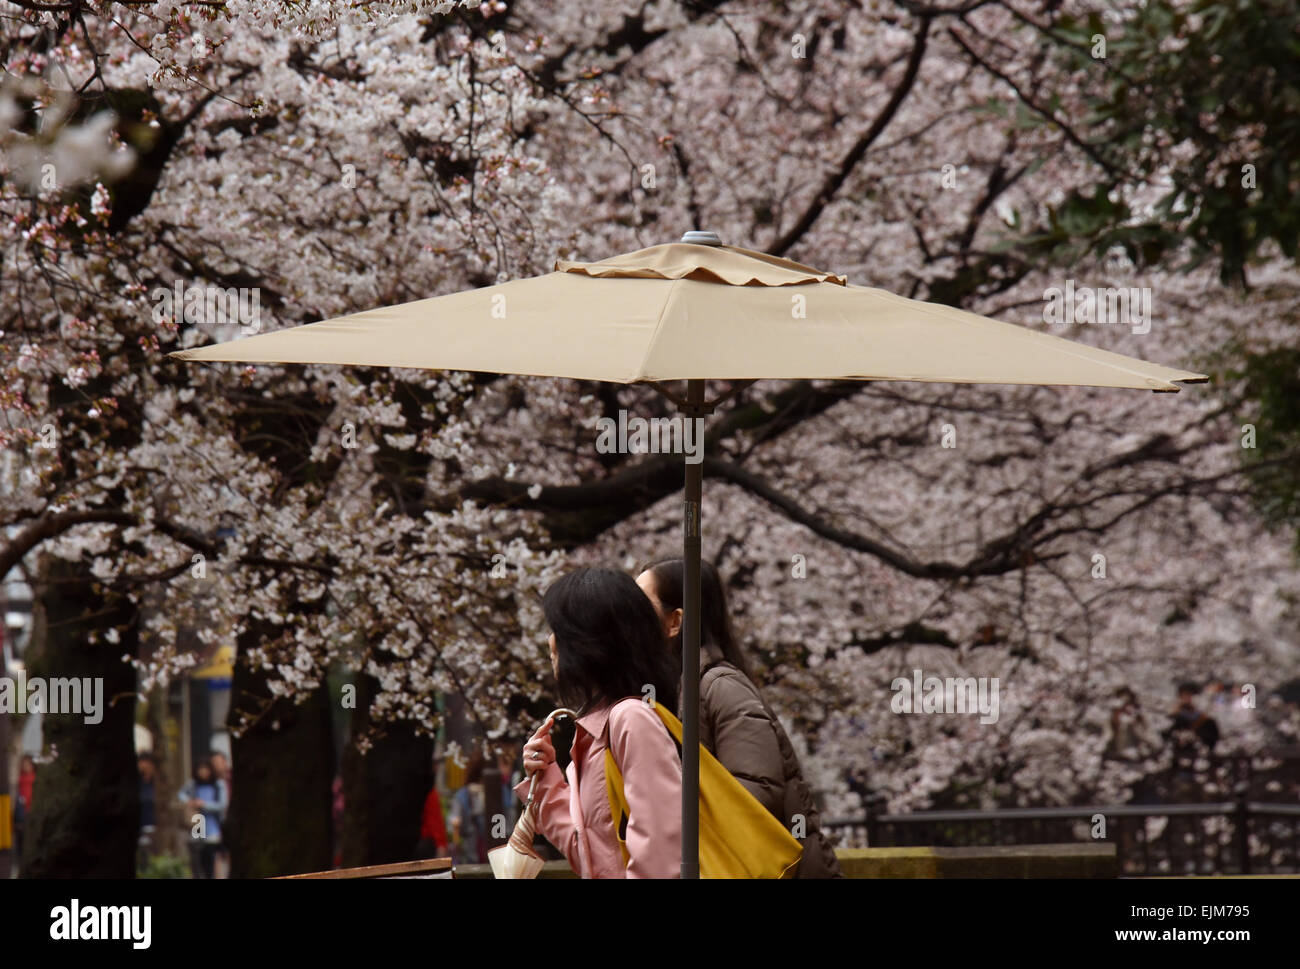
[{"x1": 824, "y1": 800, "x2": 1300, "y2": 875}]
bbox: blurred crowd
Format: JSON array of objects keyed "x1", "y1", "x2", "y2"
[
  {"x1": 407, "y1": 743, "x2": 523, "y2": 866},
  {"x1": 1106, "y1": 679, "x2": 1298, "y2": 764}
]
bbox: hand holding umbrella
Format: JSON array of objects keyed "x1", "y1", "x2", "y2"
[
  {"x1": 489, "y1": 708, "x2": 575, "y2": 879},
  {"x1": 522, "y1": 715, "x2": 557, "y2": 777}
]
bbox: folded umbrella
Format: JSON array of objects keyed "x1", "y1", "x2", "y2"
[{"x1": 488, "y1": 708, "x2": 576, "y2": 879}]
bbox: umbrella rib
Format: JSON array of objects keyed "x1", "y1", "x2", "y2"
[{"x1": 631, "y1": 277, "x2": 681, "y2": 383}]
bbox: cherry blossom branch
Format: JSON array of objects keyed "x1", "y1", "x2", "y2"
[
  {"x1": 944, "y1": 25, "x2": 1123, "y2": 179},
  {"x1": 770, "y1": 12, "x2": 933, "y2": 257}
]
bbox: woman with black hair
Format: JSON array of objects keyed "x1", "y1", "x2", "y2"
[
  {"x1": 518, "y1": 566, "x2": 683, "y2": 878},
  {"x1": 636, "y1": 558, "x2": 843, "y2": 878},
  {"x1": 177, "y1": 756, "x2": 227, "y2": 879}
]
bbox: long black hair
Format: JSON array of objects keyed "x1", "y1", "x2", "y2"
[
  {"x1": 542, "y1": 567, "x2": 679, "y2": 716},
  {"x1": 192, "y1": 756, "x2": 215, "y2": 787},
  {"x1": 639, "y1": 558, "x2": 754, "y2": 680}
]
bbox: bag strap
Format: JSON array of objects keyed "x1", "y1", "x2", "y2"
[
  {"x1": 652, "y1": 702, "x2": 685, "y2": 745},
  {"x1": 604, "y1": 749, "x2": 631, "y2": 869},
  {"x1": 603, "y1": 699, "x2": 676, "y2": 870}
]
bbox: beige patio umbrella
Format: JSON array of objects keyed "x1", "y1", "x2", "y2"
[
  {"x1": 172, "y1": 231, "x2": 1207, "y2": 877},
  {"x1": 173, "y1": 239, "x2": 1202, "y2": 390}
]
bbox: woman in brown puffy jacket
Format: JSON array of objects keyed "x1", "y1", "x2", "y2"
[{"x1": 635, "y1": 558, "x2": 843, "y2": 878}]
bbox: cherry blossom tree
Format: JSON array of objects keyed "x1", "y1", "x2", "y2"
[{"x1": 4, "y1": 0, "x2": 1298, "y2": 873}]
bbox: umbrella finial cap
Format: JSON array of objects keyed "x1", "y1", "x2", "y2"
[{"x1": 680, "y1": 230, "x2": 722, "y2": 246}]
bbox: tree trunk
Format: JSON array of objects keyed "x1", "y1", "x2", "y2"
[
  {"x1": 142, "y1": 681, "x2": 181, "y2": 858},
  {"x1": 341, "y1": 673, "x2": 433, "y2": 867},
  {"x1": 226, "y1": 620, "x2": 334, "y2": 878},
  {"x1": 21, "y1": 554, "x2": 139, "y2": 878}
]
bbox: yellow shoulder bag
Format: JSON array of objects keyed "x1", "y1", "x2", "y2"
[{"x1": 604, "y1": 701, "x2": 802, "y2": 878}]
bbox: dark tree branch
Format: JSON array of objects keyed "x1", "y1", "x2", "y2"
[
  {"x1": 945, "y1": 26, "x2": 1122, "y2": 179},
  {"x1": 770, "y1": 13, "x2": 933, "y2": 257},
  {"x1": 456, "y1": 380, "x2": 868, "y2": 540}
]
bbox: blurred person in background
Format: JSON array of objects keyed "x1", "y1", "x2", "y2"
[
  {"x1": 495, "y1": 742, "x2": 520, "y2": 828},
  {"x1": 137, "y1": 754, "x2": 158, "y2": 868},
  {"x1": 331, "y1": 773, "x2": 345, "y2": 869},
  {"x1": 416, "y1": 757, "x2": 449, "y2": 860},
  {"x1": 209, "y1": 750, "x2": 232, "y2": 878},
  {"x1": 448, "y1": 750, "x2": 488, "y2": 864},
  {"x1": 1164, "y1": 682, "x2": 1220, "y2": 801},
  {"x1": 178, "y1": 756, "x2": 227, "y2": 879},
  {"x1": 14, "y1": 754, "x2": 35, "y2": 869},
  {"x1": 1106, "y1": 687, "x2": 1152, "y2": 761},
  {"x1": 1167, "y1": 682, "x2": 1220, "y2": 755}
]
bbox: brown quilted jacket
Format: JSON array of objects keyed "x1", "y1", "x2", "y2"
[{"x1": 680, "y1": 642, "x2": 843, "y2": 878}]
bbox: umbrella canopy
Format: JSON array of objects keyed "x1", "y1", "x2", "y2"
[
  {"x1": 173, "y1": 242, "x2": 1206, "y2": 392},
  {"x1": 171, "y1": 234, "x2": 1207, "y2": 879}
]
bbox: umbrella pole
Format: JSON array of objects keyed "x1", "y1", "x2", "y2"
[{"x1": 681, "y1": 379, "x2": 704, "y2": 879}]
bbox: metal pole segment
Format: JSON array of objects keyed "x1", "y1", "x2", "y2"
[
  {"x1": 0, "y1": 679, "x2": 10, "y2": 877},
  {"x1": 681, "y1": 379, "x2": 704, "y2": 879},
  {"x1": 646, "y1": 379, "x2": 754, "y2": 413},
  {"x1": 1, "y1": 617, "x2": 15, "y2": 876}
]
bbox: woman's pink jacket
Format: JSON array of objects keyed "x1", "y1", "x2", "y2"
[{"x1": 514, "y1": 697, "x2": 682, "y2": 878}]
